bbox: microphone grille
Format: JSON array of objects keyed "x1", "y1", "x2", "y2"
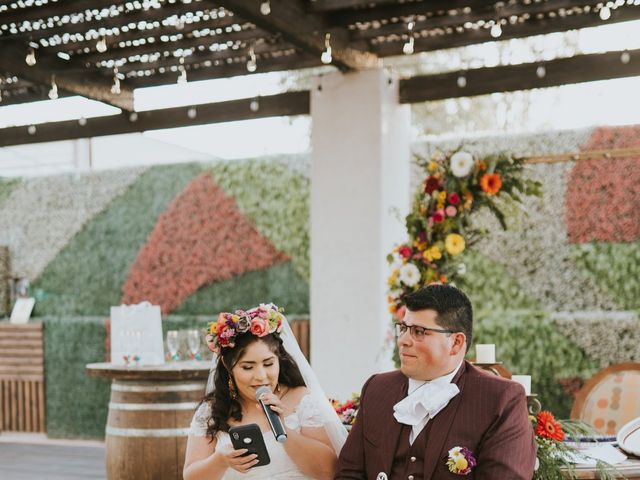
[{"x1": 255, "y1": 385, "x2": 272, "y2": 400}]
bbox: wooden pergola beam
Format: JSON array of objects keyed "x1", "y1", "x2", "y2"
[
  {"x1": 372, "y1": 4, "x2": 640, "y2": 57},
  {"x1": 308, "y1": 0, "x2": 400, "y2": 13},
  {"x1": 399, "y1": 48, "x2": 640, "y2": 103},
  {"x1": 0, "y1": 39, "x2": 134, "y2": 111},
  {"x1": 216, "y1": 0, "x2": 378, "y2": 71},
  {"x1": 0, "y1": 91, "x2": 310, "y2": 147},
  {"x1": 0, "y1": 0, "x2": 119, "y2": 26}
]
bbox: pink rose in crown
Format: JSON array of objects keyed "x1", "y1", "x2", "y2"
[{"x1": 250, "y1": 318, "x2": 269, "y2": 337}]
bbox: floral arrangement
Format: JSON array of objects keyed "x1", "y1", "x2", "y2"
[
  {"x1": 532, "y1": 410, "x2": 620, "y2": 480},
  {"x1": 386, "y1": 149, "x2": 541, "y2": 318},
  {"x1": 331, "y1": 393, "x2": 360, "y2": 426},
  {"x1": 446, "y1": 446, "x2": 477, "y2": 475},
  {"x1": 205, "y1": 303, "x2": 285, "y2": 351}
]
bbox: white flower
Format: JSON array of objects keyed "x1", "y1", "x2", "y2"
[
  {"x1": 534, "y1": 457, "x2": 539, "y2": 471},
  {"x1": 456, "y1": 263, "x2": 467, "y2": 275},
  {"x1": 450, "y1": 151, "x2": 474, "y2": 177},
  {"x1": 399, "y1": 263, "x2": 421, "y2": 287}
]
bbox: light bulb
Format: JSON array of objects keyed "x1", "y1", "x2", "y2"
[
  {"x1": 111, "y1": 77, "x2": 121, "y2": 95},
  {"x1": 457, "y1": 75, "x2": 467, "y2": 88},
  {"x1": 78, "y1": 117, "x2": 87, "y2": 126},
  {"x1": 621, "y1": 51, "x2": 630, "y2": 64},
  {"x1": 249, "y1": 99, "x2": 259, "y2": 112},
  {"x1": 321, "y1": 33, "x2": 332, "y2": 64},
  {"x1": 599, "y1": 5, "x2": 611, "y2": 20},
  {"x1": 28, "y1": 125, "x2": 37, "y2": 135},
  {"x1": 490, "y1": 22, "x2": 502, "y2": 38},
  {"x1": 96, "y1": 36, "x2": 107, "y2": 53},
  {"x1": 402, "y1": 37, "x2": 414, "y2": 55},
  {"x1": 260, "y1": 0, "x2": 271, "y2": 15},
  {"x1": 48, "y1": 83, "x2": 58, "y2": 100},
  {"x1": 129, "y1": 112, "x2": 139, "y2": 122},
  {"x1": 536, "y1": 66, "x2": 546, "y2": 78},
  {"x1": 187, "y1": 107, "x2": 197, "y2": 119},
  {"x1": 177, "y1": 68, "x2": 187, "y2": 84},
  {"x1": 246, "y1": 47, "x2": 257, "y2": 72},
  {"x1": 25, "y1": 48, "x2": 36, "y2": 66}
]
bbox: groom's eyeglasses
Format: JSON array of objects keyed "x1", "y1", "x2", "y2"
[{"x1": 395, "y1": 322, "x2": 455, "y2": 341}]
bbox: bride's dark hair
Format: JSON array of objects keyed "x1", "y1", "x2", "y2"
[{"x1": 202, "y1": 331, "x2": 306, "y2": 440}]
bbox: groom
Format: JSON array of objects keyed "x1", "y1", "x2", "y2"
[{"x1": 335, "y1": 284, "x2": 536, "y2": 479}]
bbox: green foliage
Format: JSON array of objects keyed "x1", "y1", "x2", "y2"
[
  {"x1": 32, "y1": 164, "x2": 204, "y2": 316},
  {"x1": 43, "y1": 317, "x2": 110, "y2": 439},
  {"x1": 175, "y1": 261, "x2": 309, "y2": 316},
  {"x1": 0, "y1": 178, "x2": 20, "y2": 208},
  {"x1": 457, "y1": 251, "x2": 541, "y2": 310},
  {"x1": 473, "y1": 310, "x2": 596, "y2": 417},
  {"x1": 570, "y1": 241, "x2": 640, "y2": 310},
  {"x1": 208, "y1": 159, "x2": 310, "y2": 280}
]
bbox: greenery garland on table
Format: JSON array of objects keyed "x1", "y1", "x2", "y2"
[{"x1": 386, "y1": 149, "x2": 541, "y2": 319}]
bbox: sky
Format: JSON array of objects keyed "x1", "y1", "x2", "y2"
[{"x1": 0, "y1": 19, "x2": 639, "y2": 164}]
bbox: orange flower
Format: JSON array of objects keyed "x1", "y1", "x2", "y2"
[
  {"x1": 475, "y1": 159, "x2": 487, "y2": 171},
  {"x1": 480, "y1": 173, "x2": 503, "y2": 196},
  {"x1": 536, "y1": 411, "x2": 564, "y2": 441}
]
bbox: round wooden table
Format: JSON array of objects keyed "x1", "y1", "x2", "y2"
[{"x1": 86, "y1": 361, "x2": 211, "y2": 480}]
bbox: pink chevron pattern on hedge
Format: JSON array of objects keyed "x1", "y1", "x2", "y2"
[
  {"x1": 566, "y1": 125, "x2": 640, "y2": 243},
  {"x1": 121, "y1": 173, "x2": 289, "y2": 313}
]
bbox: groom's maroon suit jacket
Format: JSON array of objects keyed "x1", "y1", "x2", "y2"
[{"x1": 335, "y1": 361, "x2": 536, "y2": 479}]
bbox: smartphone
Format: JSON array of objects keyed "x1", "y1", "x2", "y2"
[{"x1": 229, "y1": 423, "x2": 271, "y2": 467}]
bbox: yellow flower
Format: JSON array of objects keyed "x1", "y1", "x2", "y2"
[
  {"x1": 445, "y1": 234, "x2": 465, "y2": 256},
  {"x1": 438, "y1": 191, "x2": 447, "y2": 202},
  {"x1": 455, "y1": 457, "x2": 468, "y2": 471},
  {"x1": 429, "y1": 246, "x2": 442, "y2": 260},
  {"x1": 387, "y1": 269, "x2": 399, "y2": 285},
  {"x1": 427, "y1": 161, "x2": 439, "y2": 172},
  {"x1": 208, "y1": 323, "x2": 218, "y2": 335}
]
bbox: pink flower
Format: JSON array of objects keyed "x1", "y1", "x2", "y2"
[
  {"x1": 448, "y1": 192, "x2": 460, "y2": 205},
  {"x1": 445, "y1": 205, "x2": 457, "y2": 217},
  {"x1": 395, "y1": 305, "x2": 406, "y2": 320},
  {"x1": 432, "y1": 209, "x2": 445, "y2": 223},
  {"x1": 250, "y1": 318, "x2": 269, "y2": 337}
]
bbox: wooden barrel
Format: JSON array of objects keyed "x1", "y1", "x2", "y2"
[{"x1": 105, "y1": 379, "x2": 205, "y2": 480}]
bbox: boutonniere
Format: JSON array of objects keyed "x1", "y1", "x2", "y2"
[{"x1": 446, "y1": 446, "x2": 476, "y2": 475}]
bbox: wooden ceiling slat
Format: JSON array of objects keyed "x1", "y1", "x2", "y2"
[
  {"x1": 216, "y1": 0, "x2": 377, "y2": 71},
  {"x1": 0, "y1": 38, "x2": 134, "y2": 110},
  {"x1": 0, "y1": 0, "x2": 222, "y2": 41},
  {"x1": 0, "y1": 0, "x2": 121, "y2": 26},
  {"x1": 309, "y1": 0, "x2": 400, "y2": 13},
  {"x1": 399, "y1": 48, "x2": 640, "y2": 103},
  {"x1": 372, "y1": 4, "x2": 640, "y2": 57},
  {"x1": 0, "y1": 90, "x2": 310, "y2": 147},
  {"x1": 73, "y1": 25, "x2": 269, "y2": 65},
  {"x1": 351, "y1": 0, "x2": 601, "y2": 40}
]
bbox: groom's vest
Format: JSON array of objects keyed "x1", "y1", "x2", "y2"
[{"x1": 390, "y1": 421, "x2": 433, "y2": 479}]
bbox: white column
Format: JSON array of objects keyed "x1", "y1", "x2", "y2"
[
  {"x1": 73, "y1": 138, "x2": 92, "y2": 173},
  {"x1": 310, "y1": 69, "x2": 411, "y2": 399}
]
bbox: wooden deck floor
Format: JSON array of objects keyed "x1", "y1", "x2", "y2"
[{"x1": 0, "y1": 437, "x2": 106, "y2": 480}]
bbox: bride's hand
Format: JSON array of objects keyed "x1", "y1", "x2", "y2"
[
  {"x1": 216, "y1": 444, "x2": 258, "y2": 473},
  {"x1": 257, "y1": 391, "x2": 285, "y2": 416}
]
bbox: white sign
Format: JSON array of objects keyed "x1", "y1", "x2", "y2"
[
  {"x1": 10, "y1": 297, "x2": 35, "y2": 324},
  {"x1": 110, "y1": 302, "x2": 165, "y2": 366}
]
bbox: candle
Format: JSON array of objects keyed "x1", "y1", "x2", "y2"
[
  {"x1": 475, "y1": 344, "x2": 495, "y2": 363},
  {"x1": 512, "y1": 375, "x2": 532, "y2": 395}
]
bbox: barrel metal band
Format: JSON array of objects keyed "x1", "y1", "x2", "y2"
[
  {"x1": 106, "y1": 426, "x2": 191, "y2": 437},
  {"x1": 109, "y1": 401, "x2": 199, "y2": 411},
  {"x1": 111, "y1": 382, "x2": 204, "y2": 393}
]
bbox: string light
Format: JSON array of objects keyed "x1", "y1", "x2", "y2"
[
  {"x1": 129, "y1": 112, "x2": 139, "y2": 122},
  {"x1": 246, "y1": 46, "x2": 257, "y2": 72},
  {"x1": 321, "y1": 33, "x2": 332, "y2": 64},
  {"x1": 78, "y1": 117, "x2": 87, "y2": 126},
  {"x1": 27, "y1": 125, "x2": 37, "y2": 135},
  {"x1": 536, "y1": 65, "x2": 546, "y2": 78},
  {"x1": 599, "y1": 5, "x2": 611, "y2": 20},
  {"x1": 490, "y1": 20, "x2": 502, "y2": 38},
  {"x1": 250, "y1": 97, "x2": 259, "y2": 112},
  {"x1": 48, "y1": 75, "x2": 58, "y2": 100},
  {"x1": 187, "y1": 107, "x2": 197, "y2": 119},
  {"x1": 25, "y1": 48, "x2": 36, "y2": 66},
  {"x1": 621, "y1": 51, "x2": 630, "y2": 64},
  {"x1": 260, "y1": 0, "x2": 271, "y2": 15},
  {"x1": 96, "y1": 35, "x2": 107, "y2": 53},
  {"x1": 111, "y1": 67, "x2": 122, "y2": 95},
  {"x1": 177, "y1": 57, "x2": 187, "y2": 84},
  {"x1": 457, "y1": 75, "x2": 467, "y2": 88},
  {"x1": 403, "y1": 21, "x2": 415, "y2": 55}
]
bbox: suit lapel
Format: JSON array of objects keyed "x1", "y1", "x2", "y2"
[
  {"x1": 379, "y1": 374, "x2": 408, "y2": 474},
  {"x1": 422, "y1": 361, "x2": 468, "y2": 480}
]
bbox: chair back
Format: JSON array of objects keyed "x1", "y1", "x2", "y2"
[{"x1": 571, "y1": 362, "x2": 640, "y2": 435}]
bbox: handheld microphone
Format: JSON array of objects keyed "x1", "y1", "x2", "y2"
[{"x1": 255, "y1": 385, "x2": 287, "y2": 443}]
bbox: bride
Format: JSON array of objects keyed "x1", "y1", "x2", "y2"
[{"x1": 184, "y1": 304, "x2": 348, "y2": 479}]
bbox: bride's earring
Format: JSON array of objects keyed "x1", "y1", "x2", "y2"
[{"x1": 228, "y1": 377, "x2": 237, "y2": 400}]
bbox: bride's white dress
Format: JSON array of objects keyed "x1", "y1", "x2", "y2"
[{"x1": 189, "y1": 394, "x2": 324, "y2": 479}]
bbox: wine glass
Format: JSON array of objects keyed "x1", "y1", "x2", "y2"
[
  {"x1": 167, "y1": 330, "x2": 179, "y2": 361},
  {"x1": 187, "y1": 329, "x2": 201, "y2": 361}
]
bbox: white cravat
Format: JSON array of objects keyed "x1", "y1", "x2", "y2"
[{"x1": 393, "y1": 361, "x2": 463, "y2": 444}]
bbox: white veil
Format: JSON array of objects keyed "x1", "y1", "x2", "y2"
[{"x1": 204, "y1": 315, "x2": 348, "y2": 455}]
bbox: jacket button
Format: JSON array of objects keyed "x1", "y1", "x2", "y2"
[{"x1": 410, "y1": 456, "x2": 417, "y2": 462}]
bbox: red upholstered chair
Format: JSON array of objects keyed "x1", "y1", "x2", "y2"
[{"x1": 570, "y1": 362, "x2": 640, "y2": 435}]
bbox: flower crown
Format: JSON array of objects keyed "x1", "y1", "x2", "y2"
[{"x1": 205, "y1": 303, "x2": 285, "y2": 352}]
